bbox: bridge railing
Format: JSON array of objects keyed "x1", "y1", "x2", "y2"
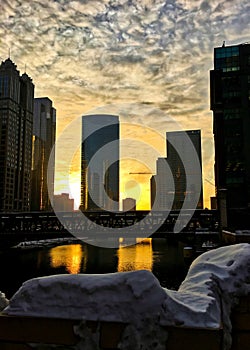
[{"x1": 0, "y1": 210, "x2": 219, "y2": 235}]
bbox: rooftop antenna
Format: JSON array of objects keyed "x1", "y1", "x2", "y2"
[
  {"x1": 222, "y1": 41, "x2": 225, "y2": 47},
  {"x1": 8, "y1": 47, "x2": 11, "y2": 58},
  {"x1": 24, "y1": 64, "x2": 27, "y2": 73}
]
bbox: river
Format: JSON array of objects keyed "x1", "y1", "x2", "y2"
[{"x1": 0, "y1": 238, "x2": 191, "y2": 299}]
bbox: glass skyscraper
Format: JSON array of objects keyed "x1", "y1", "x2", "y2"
[
  {"x1": 31, "y1": 97, "x2": 56, "y2": 211},
  {"x1": 166, "y1": 130, "x2": 203, "y2": 210},
  {"x1": 151, "y1": 130, "x2": 203, "y2": 211},
  {"x1": 210, "y1": 42, "x2": 250, "y2": 217},
  {"x1": 0, "y1": 58, "x2": 34, "y2": 211},
  {"x1": 80, "y1": 114, "x2": 119, "y2": 211}
]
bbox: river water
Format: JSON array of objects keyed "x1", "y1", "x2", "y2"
[{"x1": 0, "y1": 238, "x2": 191, "y2": 299}]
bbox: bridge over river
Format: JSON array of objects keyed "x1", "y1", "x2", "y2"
[{"x1": 0, "y1": 209, "x2": 219, "y2": 248}]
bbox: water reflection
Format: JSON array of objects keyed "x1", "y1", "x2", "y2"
[
  {"x1": 48, "y1": 239, "x2": 154, "y2": 274},
  {"x1": 0, "y1": 238, "x2": 189, "y2": 299},
  {"x1": 49, "y1": 244, "x2": 86, "y2": 274},
  {"x1": 117, "y1": 238, "x2": 153, "y2": 272}
]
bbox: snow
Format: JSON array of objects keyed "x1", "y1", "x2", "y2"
[
  {"x1": 2, "y1": 243, "x2": 250, "y2": 350},
  {"x1": 160, "y1": 243, "x2": 250, "y2": 349},
  {"x1": 3, "y1": 270, "x2": 166, "y2": 323},
  {"x1": 235, "y1": 229, "x2": 250, "y2": 234},
  {"x1": 0, "y1": 291, "x2": 9, "y2": 311},
  {"x1": 3, "y1": 270, "x2": 168, "y2": 349}
]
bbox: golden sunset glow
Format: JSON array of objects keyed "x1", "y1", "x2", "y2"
[
  {"x1": 2, "y1": 1, "x2": 249, "y2": 210},
  {"x1": 49, "y1": 244, "x2": 86, "y2": 274},
  {"x1": 117, "y1": 238, "x2": 153, "y2": 271}
]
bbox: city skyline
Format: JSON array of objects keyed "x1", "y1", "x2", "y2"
[{"x1": 1, "y1": 1, "x2": 250, "y2": 209}]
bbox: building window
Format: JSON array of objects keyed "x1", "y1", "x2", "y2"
[
  {"x1": 215, "y1": 46, "x2": 240, "y2": 72},
  {"x1": 0, "y1": 75, "x2": 9, "y2": 97},
  {"x1": 223, "y1": 108, "x2": 240, "y2": 120}
]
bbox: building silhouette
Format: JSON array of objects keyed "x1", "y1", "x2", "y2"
[
  {"x1": 122, "y1": 197, "x2": 136, "y2": 211},
  {"x1": 53, "y1": 193, "x2": 74, "y2": 212},
  {"x1": 167, "y1": 130, "x2": 203, "y2": 210},
  {"x1": 80, "y1": 114, "x2": 119, "y2": 211},
  {"x1": 151, "y1": 158, "x2": 173, "y2": 210},
  {"x1": 210, "y1": 42, "x2": 250, "y2": 215},
  {"x1": 151, "y1": 130, "x2": 203, "y2": 210},
  {"x1": 0, "y1": 58, "x2": 34, "y2": 211},
  {"x1": 31, "y1": 97, "x2": 56, "y2": 211}
]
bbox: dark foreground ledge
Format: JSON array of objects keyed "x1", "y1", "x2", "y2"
[
  {"x1": 0, "y1": 244, "x2": 249, "y2": 350},
  {"x1": 1, "y1": 306, "x2": 250, "y2": 350},
  {"x1": 0, "y1": 314, "x2": 224, "y2": 350}
]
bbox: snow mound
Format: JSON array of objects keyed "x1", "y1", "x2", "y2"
[
  {"x1": 0, "y1": 291, "x2": 9, "y2": 311},
  {"x1": 160, "y1": 243, "x2": 250, "y2": 350},
  {"x1": 3, "y1": 270, "x2": 166, "y2": 323}
]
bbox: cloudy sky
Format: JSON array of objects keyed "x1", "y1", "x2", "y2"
[{"x1": 1, "y1": 0, "x2": 250, "y2": 209}]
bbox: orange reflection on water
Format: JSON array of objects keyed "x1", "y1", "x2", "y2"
[
  {"x1": 49, "y1": 244, "x2": 85, "y2": 274},
  {"x1": 117, "y1": 238, "x2": 153, "y2": 272}
]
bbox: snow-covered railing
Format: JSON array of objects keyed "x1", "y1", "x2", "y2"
[{"x1": 0, "y1": 243, "x2": 249, "y2": 350}]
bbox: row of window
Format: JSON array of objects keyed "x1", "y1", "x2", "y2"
[
  {"x1": 223, "y1": 108, "x2": 241, "y2": 120},
  {"x1": 215, "y1": 56, "x2": 240, "y2": 71},
  {"x1": 215, "y1": 46, "x2": 239, "y2": 59},
  {"x1": 226, "y1": 176, "x2": 244, "y2": 185}
]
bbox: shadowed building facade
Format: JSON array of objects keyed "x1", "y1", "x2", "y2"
[
  {"x1": 150, "y1": 158, "x2": 173, "y2": 210},
  {"x1": 80, "y1": 114, "x2": 119, "y2": 211},
  {"x1": 151, "y1": 130, "x2": 203, "y2": 211},
  {"x1": 31, "y1": 97, "x2": 56, "y2": 211},
  {"x1": 210, "y1": 43, "x2": 250, "y2": 217},
  {"x1": 0, "y1": 58, "x2": 34, "y2": 211},
  {"x1": 166, "y1": 130, "x2": 203, "y2": 210},
  {"x1": 53, "y1": 193, "x2": 74, "y2": 212}
]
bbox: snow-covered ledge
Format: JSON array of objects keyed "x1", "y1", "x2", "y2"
[
  {"x1": 160, "y1": 243, "x2": 250, "y2": 349},
  {"x1": 2, "y1": 243, "x2": 250, "y2": 350}
]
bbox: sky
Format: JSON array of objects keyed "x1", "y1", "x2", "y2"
[{"x1": 0, "y1": 0, "x2": 250, "y2": 209}]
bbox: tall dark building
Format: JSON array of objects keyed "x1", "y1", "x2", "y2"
[
  {"x1": 151, "y1": 130, "x2": 203, "y2": 210},
  {"x1": 150, "y1": 158, "x2": 173, "y2": 210},
  {"x1": 80, "y1": 114, "x2": 119, "y2": 211},
  {"x1": 166, "y1": 130, "x2": 203, "y2": 210},
  {"x1": 210, "y1": 42, "x2": 250, "y2": 212},
  {"x1": 31, "y1": 97, "x2": 56, "y2": 211},
  {"x1": 0, "y1": 58, "x2": 34, "y2": 211}
]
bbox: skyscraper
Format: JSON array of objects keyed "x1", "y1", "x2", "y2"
[
  {"x1": 80, "y1": 114, "x2": 119, "y2": 211},
  {"x1": 210, "y1": 42, "x2": 250, "y2": 212},
  {"x1": 150, "y1": 158, "x2": 173, "y2": 210},
  {"x1": 151, "y1": 130, "x2": 203, "y2": 210},
  {"x1": 0, "y1": 58, "x2": 34, "y2": 211},
  {"x1": 166, "y1": 130, "x2": 203, "y2": 210},
  {"x1": 53, "y1": 193, "x2": 74, "y2": 212},
  {"x1": 31, "y1": 97, "x2": 56, "y2": 211}
]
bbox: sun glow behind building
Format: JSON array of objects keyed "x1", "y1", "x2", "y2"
[{"x1": 1, "y1": 1, "x2": 250, "y2": 210}]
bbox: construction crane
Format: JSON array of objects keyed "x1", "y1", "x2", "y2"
[{"x1": 129, "y1": 172, "x2": 152, "y2": 174}]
